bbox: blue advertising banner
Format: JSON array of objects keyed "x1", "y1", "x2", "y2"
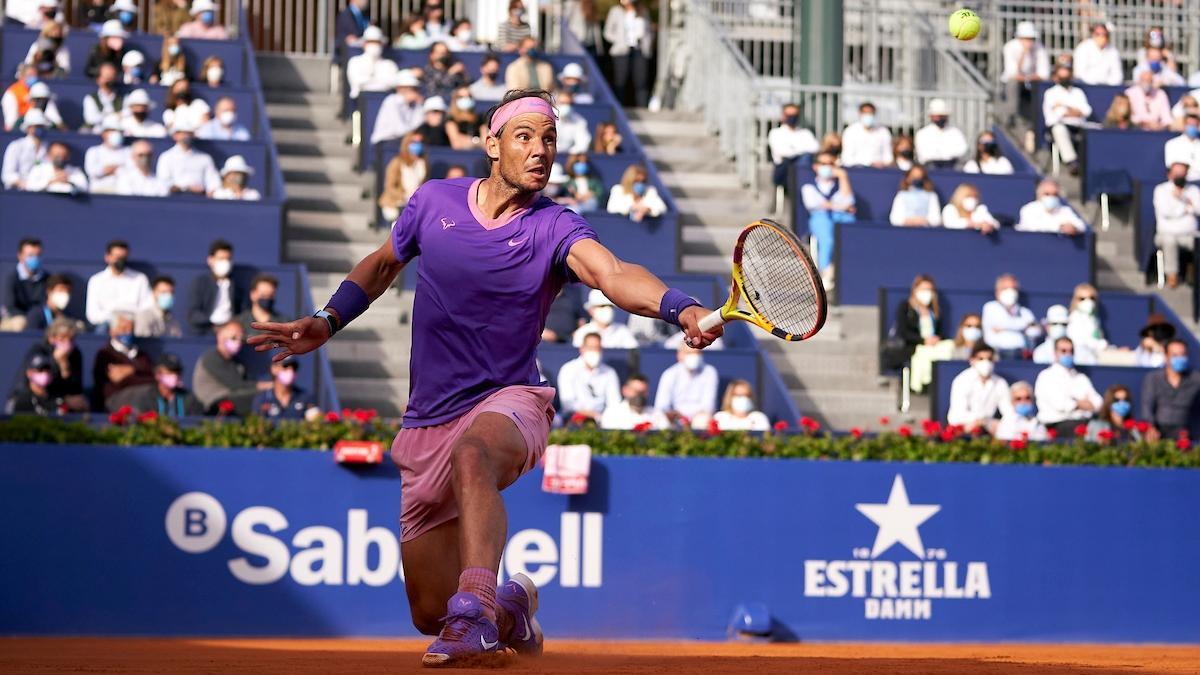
[{"x1": 1, "y1": 444, "x2": 1197, "y2": 643}]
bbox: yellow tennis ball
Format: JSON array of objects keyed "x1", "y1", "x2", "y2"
[{"x1": 949, "y1": 8, "x2": 981, "y2": 41}]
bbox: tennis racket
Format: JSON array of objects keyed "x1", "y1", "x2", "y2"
[{"x1": 697, "y1": 219, "x2": 827, "y2": 341}]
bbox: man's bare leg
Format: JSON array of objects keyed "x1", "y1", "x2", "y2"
[{"x1": 400, "y1": 520, "x2": 460, "y2": 635}]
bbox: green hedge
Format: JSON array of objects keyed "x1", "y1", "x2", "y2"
[{"x1": 0, "y1": 410, "x2": 1195, "y2": 468}]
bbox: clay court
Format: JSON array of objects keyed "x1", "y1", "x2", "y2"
[{"x1": 2, "y1": 638, "x2": 1197, "y2": 674}]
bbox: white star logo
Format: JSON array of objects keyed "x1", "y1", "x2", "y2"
[{"x1": 855, "y1": 475, "x2": 940, "y2": 559}]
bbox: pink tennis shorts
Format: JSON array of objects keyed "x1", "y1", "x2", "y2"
[{"x1": 390, "y1": 385, "x2": 555, "y2": 542}]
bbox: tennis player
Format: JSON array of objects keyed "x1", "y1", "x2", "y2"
[{"x1": 249, "y1": 89, "x2": 721, "y2": 666}]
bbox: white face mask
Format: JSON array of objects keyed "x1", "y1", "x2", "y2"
[
  {"x1": 998, "y1": 287, "x2": 1019, "y2": 307},
  {"x1": 593, "y1": 305, "x2": 614, "y2": 325},
  {"x1": 206, "y1": 67, "x2": 223, "y2": 84},
  {"x1": 581, "y1": 350, "x2": 601, "y2": 368},
  {"x1": 211, "y1": 258, "x2": 232, "y2": 278},
  {"x1": 914, "y1": 289, "x2": 934, "y2": 307},
  {"x1": 731, "y1": 395, "x2": 754, "y2": 414},
  {"x1": 105, "y1": 131, "x2": 124, "y2": 148},
  {"x1": 455, "y1": 29, "x2": 472, "y2": 41},
  {"x1": 961, "y1": 196, "x2": 978, "y2": 211},
  {"x1": 218, "y1": 110, "x2": 236, "y2": 126},
  {"x1": 364, "y1": 42, "x2": 383, "y2": 58},
  {"x1": 1040, "y1": 195, "x2": 1060, "y2": 211},
  {"x1": 972, "y1": 359, "x2": 994, "y2": 378},
  {"x1": 455, "y1": 96, "x2": 474, "y2": 111},
  {"x1": 49, "y1": 290, "x2": 70, "y2": 310},
  {"x1": 1048, "y1": 324, "x2": 1068, "y2": 339},
  {"x1": 1076, "y1": 298, "x2": 1095, "y2": 314},
  {"x1": 682, "y1": 353, "x2": 703, "y2": 371}
]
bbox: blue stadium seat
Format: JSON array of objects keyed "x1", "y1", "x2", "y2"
[
  {"x1": 32, "y1": 81, "x2": 262, "y2": 136},
  {"x1": 1080, "y1": 127, "x2": 1175, "y2": 201},
  {"x1": 1031, "y1": 82, "x2": 1191, "y2": 150}
]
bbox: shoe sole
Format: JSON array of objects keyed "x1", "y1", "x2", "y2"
[
  {"x1": 507, "y1": 572, "x2": 544, "y2": 657},
  {"x1": 421, "y1": 651, "x2": 502, "y2": 668}
]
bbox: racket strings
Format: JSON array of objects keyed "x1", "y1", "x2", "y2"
[{"x1": 739, "y1": 227, "x2": 822, "y2": 336}]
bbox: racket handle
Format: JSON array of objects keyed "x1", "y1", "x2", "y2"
[{"x1": 697, "y1": 309, "x2": 726, "y2": 333}]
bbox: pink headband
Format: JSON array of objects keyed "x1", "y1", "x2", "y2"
[{"x1": 488, "y1": 97, "x2": 557, "y2": 136}]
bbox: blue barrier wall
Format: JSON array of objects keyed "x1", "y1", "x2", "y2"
[
  {"x1": 1081, "y1": 128, "x2": 1175, "y2": 201},
  {"x1": 1132, "y1": 177, "x2": 1200, "y2": 274},
  {"x1": 2, "y1": 444, "x2": 1198, "y2": 642}
]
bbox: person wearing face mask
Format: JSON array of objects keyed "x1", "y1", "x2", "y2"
[
  {"x1": 346, "y1": 26, "x2": 398, "y2": 100},
  {"x1": 120, "y1": 89, "x2": 168, "y2": 138},
  {"x1": 963, "y1": 132, "x2": 1014, "y2": 175},
  {"x1": 378, "y1": 132, "x2": 428, "y2": 222},
  {"x1": 414, "y1": 96, "x2": 451, "y2": 147},
  {"x1": 607, "y1": 163, "x2": 665, "y2": 223},
  {"x1": 445, "y1": 87, "x2": 483, "y2": 149},
  {"x1": 1164, "y1": 112, "x2": 1200, "y2": 182},
  {"x1": 198, "y1": 55, "x2": 226, "y2": 88},
  {"x1": 131, "y1": 353, "x2": 204, "y2": 418},
  {"x1": 767, "y1": 103, "x2": 820, "y2": 187},
  {"x1": 84, "y1": 116, "x2": 129, "y2": 194},
  {"x1": 5, "y1": 354, "x2": 69, "y2": 416},
  {"x1": 24, "y1": 21, "x2": 70, "y2": 78},
  {"x1": 86, "y1": 20, "x2": 134, "y2": 80},
  {"x1": 253, "y1": 359, "x2": 317, "y2": 420},
  {"x1": 800, "y1": 151, "x2": 855, "y2": 285},
  {"x1": 1125, "y1": 66, "x2": 1173, "y2": 132},
  {"x1": 156, "y1": 117, "x2": 220, "y2": 195},
  {"x1": 212, "y1": 155, "x2": 260, "y2": 201},
  {"x1": 1017, "y1": 178, "x2": 1086, "y2": 235},
  {"x1": 562, "y1": 153, "x2": 604, "y2": 214},
  {"x1": 334, "y1": 0, "x2": 371, "y2": 56},
  {"x1": 556, "y1": 63, "x2": 594, "y2": 105},
  {"x1": 603, "y1": 0, "x2": 652, "y2": 107},
  {"x1": 135, "y1": 275, "x2": 184, "y2": 337},
  {"x1": 886, "y1": 275, "x2": 951, "y2": 391},
  {"x1": 712, "y1": 379, "x2": 770, "y2": 431},
  {"x1": 942, "y1": 183, "x2": 999, "y2": 234},
  {"x1": 1169, "y1": 94, "x2": 1200, "y2": 132},
  {"x1": 992, "y1": 381, "x2": 1048, "y2": 441},
  {"x1": 85, "y1": 239, "x2": 153, "y2": 330},
  {"x1": 193, "y1": 320, "x2": 261, "y2": 415},
  {"x1": 840, "y1": 102, "x2": 893, "y2": 168},
  {"x1": 556, "y1": 332, "x2": 621, "y2": 422},
  {"x1": 83, "y1": 61, "x2": 123, "y2": 132},
  {"x1": 197, "y1": 97, "x2": 251, "y2": 141},
  {"x1": 177, "y1": 0, "x2": 228, "y2": 39},
  {"x1": 1085, "y1": 384, "x2": 1141, "y2": 443},
  {"x1": 395, "y1": 14, "x2": 432, "y2": 50},
  {"x1": 1103, "y1": 93, "x2": 1134, "y2": 130},
  {"x1": 889, "y1": 166, "x2": 942, "y2": 227},
  {"x1": 469, "y1": 55, "x2": 507, "y2": 102},
  {"x1": 78, "y1": 0, "x2": 112, "y2": 32},
  {"x1": 981, "y1": 274, "x2": 1039, "y2": 360},
  {"x1": 5, "y1": 237, "x2": 47, "y2": 321},
  {"x1": 947, "y1": 344, "x2": 1011, "y2": 434},
  {"x1": 655, "y1": 343, "x2": 719, "y2": 429},
  {"x1": 505, "y1": 37, "x2": 555, "y2": 91},
  {"x1": 93, "y1": 312, "x2": 156, "y2": 411},
  {"x1": 891, "y1": 135, "x2": 916, "y2": 172},
  {"x1": 1065, "y1": 283, "x2": 1108, "y2": 364},
  {"x1": 554, "y1": 91, "x2": 592, "y2": 155},
  {"x1": 153, "y1": 37, "x2": 188, "y2": 87},
  {"x1": 153, "y1": 0, "x2": 192, "y2": 37},
  {"x1": 953, "y1": 313, "x2": 984, "y2": 359},
  {"x1": 1134, "y1": 314, "x2": 1173, "y2": 368},
  {"x1": 1042, "y1": 65, "x2": 1092, "y2": 175},
  {"x1": 1152, "y1": 162, "x2": 1200, "y2": 288},
  {"x1": 2, "y1": 64, "x2": 41, "y2": 132},
  {"x1": 422, "y1": 0, "x2": 448, "y2": 39},
  {"x1": 235, "y1": 274, "x2": 284, "y2": 333},
  {"x1": 2, "y1": 108, "x2": 49, "y2": 190},
  {"x1": 496, "y1": 0, "x2": 533, "y2": 52},
  {"x1": 913, "y1": 99, "x2": 967, "y2": 170},
  {"x1": 120, "y1": 49, "x2": 145, "y2": 86},
  {"x1": 25, "y1": 141, "x2": 88, "y2": 194},
  {"x1": 163, "y1": 79, "x2": 211, "y2": 132},
  {"x1": 1142, "y1": 339, "x2": 1200, "y2": 441},
  {"x1": 446, "y1": 19, "x2": 482, "y2": 52},
  {"x1": 1032, "y1": 304, "x2": 1070, "y2": 365},
  {"x1": 1072, "y1": 23, "x2": 1122, "y2": 86},
  {"x1": 109, "y1": 0, "x2": 138, "y2": 28},
  {"x1": 600, "y1": 375, "x2": 668, "y2": 430},
  {"x1": 572, "y1": 290, "x2": 638, "y2": 348},
  {"x1": 25, "y1": 274, "x2": 84, "y2": 332},
  {"x1": 187, "y1": 239, "x2": 242, "y2": 335},
  {"x1": 24, "y1": 318, "x2": 87, "y2": 405},
  {"x1": 1034, "y1": 337, "x2": 1102, "y2": 437},
  {"x1": 370, "y1": 71, "x2": 426, "y2": 146},
  {"x1": 116, "y1": 139, "x2": 168, "y2": 196},
  {"x1": 1000, "y1": 22, "x2": 1050, "y2": 125},
  {"x1": 1140, "y1": 46, "x2": 1185, "y2": 87}
]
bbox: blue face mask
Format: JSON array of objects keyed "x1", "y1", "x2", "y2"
[
  {"x1": 1111, "y1": 400, "x2": 1132, "y2": 418},
  {"x1": 1058, "y1": 354, "x2": 1075, "y2": 369},
  {"x1": 1149, "y1": 61, "x2": 1163, "y2": 74},
  {"x1": 119, "y1": 11, "x2": 135, "y2": 25},
  {"x1": 201, "y1": 11, "x2": 215, "y2": 25},
  {"x1": 1015, "y1": 402, "x2": 1035, "y2": 418},
  {"x1": 24, "y1": 255, "x2": 40, "y2": 272},
  {"x1": 116, "y1": 333, "x2": 135, "y2": 348},
  {"x1": 168, "y1": 43, "x2": 181, "y2": 57},
  {"x1": 1170, "y1": 355, "x2": 1190, "y2": 372},
  {"x1": 573, "y1": 161, "x2": 588, "y2": 175},
  {"x1": 1186, "y1": 125, "x2": 1200, "y2": 139},
  {"x1": 30, "y1": 127, "x2": 45, "y2": 139},
  {"x1": 526, "y1": 48, "x2": 539, "y2": 59},
  {"x1": 408, "y1": 141, "x2": 424, "y2": 156},
  {"x1": 157, "y1": 293, "x2": 174, "y2": 312},
  {"x1": 131, "y1": 67, "x2": 143, "y2": 80},
  {"x1": 24, "y1": 75, "x2": 38, "y2": 87},
  {"x1": 632, "y1": 181, "x2": 646, "y2": 196}
]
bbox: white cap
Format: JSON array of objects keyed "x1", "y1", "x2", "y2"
[
  {"x1": 99, "y1": 114, "x2": 122, "y2": 132},
  {"x1": 1045, "y1": 304, "x2": 1069, "y2": 323},
  {"x1": 548, "y1": 162, "x2": 568, "y2": 184},
  {"x1": 220, "y1": 155, "x2": 254, "y2": 176},
  {"x1": 111, "y1": 0, "x2": 138, "y2": 12},
  {"x1": 28, "y1": 82, "x2": 50, "y2": 99},
  {"x1": 362, "y1": 25, "x2": 384, "y2": 43},
  {"x1": 585, "y1": 289, "x2": 613, "y2": 309},
  {"x1": 1015, "y1": 21, "x2": 1038, "y2": 39},
  {"x1": 190, "y1": 0, "x2": 217, "y2": 15},
  {"x1": 559, "y1": 62, "x2": 584, "y2": 80},
  {"x1": 21, "y1": 108, "x2": 48, "y2": 130},
  {"x1": 393, "y1": 70, "x2": 421, "y2": 88},
  {"x1": 99, "y1": 20, "x2": 128, "y2": 38},
  {"x1": 125, "y1": 88, "x2": 152, "y2": 106},
  {"x1": 38, "y1": 0, "x2": 58, "y2": 8},
  {"x1": 121, "y1": 50, "x2": 145, "y2": 67},
  {"x1": 927, "y1": 98, "x2": 950, "y2": 116},
  {"x1": 422, "y1": 96, "x2": 447, "y2": 113},
  {"x1": 173, "y1": 115, "x2": 198, "y2": 133}
]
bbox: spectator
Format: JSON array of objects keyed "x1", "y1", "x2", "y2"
[
  {"x1": 600, "y1": 374, "x2": 668, "y2": 430},
  {"x1": 993, "y1": 381, "x2": 1048, "y2": 441},
  {"x1": 25, "y1": 141, "x2": 87, "y2": 194},
  {"x1": 345, "y1": 26, "x2": 397, "y2": 101},
  {"x1": 572, "y1": 290, "x2": 637, "y2": 348},
  {"x1": 1032, "y1": 304, "x2": 1070, "y2": 365},
  {"x1": 26, "y1": 21, "x2": 70, "y2": 79},
  {"x1": 333, "y1": 0, "x2": 371, "y2": 58},
  {"x1": 198, "y1": 55, "x2": 226, "y2": 88},
  {"x1": 818, "y1": 132, "x2": 842, "y2": 163},
  {"x1": 982, "y1": 273, "x2": 1039, "y2": 360},
  {"x1": 370, "y1": 71, "x2": 425, "y2": 146},
  {"x1": 85, "y1": 116, "x2": 129, "y2": 194},
  {"x1": 395, "y1": 14, "x2": 432, "y2": 50},
  {"x1": 654, "y1": 343, "x2": 718, "y2": 429},
  {"x1": 604, "y1": 0, "x2": 652, "y2": 107},
  {"x1": 562, "y1": 153, "x2": 604, "y2": 214},
  {"x1": 1170, "y1": 93, "x2": 1199, "y2": 132},
  {"x1": 1164, "y1": 112, "x2": 1200, "y2": 182},
  {"x1": 1034, "y1": 337, "x2": 1102, "y2": 437},
  {"x1": 556, "y1": 332, "x2": 621, "y2": 421},
  {"x1": 116, "y1": 139, "x2": 168, "y2": 196},
  {"x1": 163, "y1": 79, "x2": 211, "y2": 132},
  {"x1": 422, "y1": 0, "x2": 448, "y2": 39},
  {"x1": 156, "y1": 117, "x2": 220, "y2": 195},
  {"x1": 110, "y1": 0, "x2": 137, "y2": 30},
  {"x1": 86, "y1": 20, "x2": 134, "y2": 79},
  {"x1": 93, "y1": 312, "x2": 156, "y2": 411},
  {"x1": 235, "y1": 273, "x2": 284, "y2": 333},
  {"x1": 6, "y1": 237, "x2": 46, "y2": 320},
  {"x1": 496, "y1": 0, "x2": 532, "y2": 52},
  {"x1": 963, "y1": 131, "x2": 1014, "y2": 174},
  {"x1": 4, "y1": 0, "x2": 51, "y2": 27},
  {"x1": 414, "y1": 96, "x2": 450, "y2": 146},
  {"x1": 1126, "y1": 66, "x2": 1173, "y2": 131},
  {"x1": 468, "y1": 55, "x2": 507, "y2": 102},
  {"x1": 947, "y1": 343, "x2": 1011, "y2": 434},
  {"x1": 85, "y1": 239, "x2": 152, "y2": 329},
  {"x1": 1153, "y1": 162, "x2": 1200, "y2": 288},
  {"x1": 1066, "y1": 282, "x2": 1108, "y2": 364},
  {"x1": 1072, "y1": 22, "x2": 1122, "y2": 85},
  {"x1": 555, "y1": 91, "x2": 592, "y2": 155},
  {"x1": 713, "y1": 379, "x2": 769, "y2": 431},
  {"x1": 625, "y1": 311, "x2": 676, "y2": 348},
  {"x1": 891, "y1": 274, "x2": 950, "y2": 391},
  {"x1": 422, "y1": 42, "x2": 469, "y2": 102},
  {"x1": 841, "y1": 102, "x2": 893, "y2": 168},
  {"x1": 800, "y1": 151, "x2": 854, "y2": 283},
  {"x1": 914, "y1": 99, "x2": 967, "y2": 170},
  {"x1": 1085, "y1": 384, "x2": 1140, "y2": 443},
  {"x1": 186, "y1": 239, "x2": 241, "y2": 335},
  {"x1": 121, "y1": 89, "x2": 168, "y2": 138},
  {"x1": 1141, "y1": 339, "x2": 1200, "y2": 441},
  {"x1": 893, "y1": 134, "x2": 916, "y2": 172},
  {"x1": 592, "y1": 121, "x2": 623, "y2": 155},
  {"x1": 153, "y1": 37, "x2": 188, "y2": 88},
  {"x1": 19, "y1": 83, "x2": 63, "y2": 132},
  {"x1": 545, "y1": 162, "x2": 569, "y2": 201},
  {"x1": 767, "y1": 103, "x2": 819, "y2": 187},
  {"x1": 252, "y1": 359, "x2": 317, "y2": 420},
  {"x1": 505, "y1": 37, "x2": 554, "y2": 91},
  {"x1": 1017, "y1": 178, "x2": 1086, "y2": 235},
  {"x1": 2, "y1": 65, "x2": 40, "y2": 132},
  {"x1": 131, "y1": 352, "x2": 204, "y2": 417},
  {"x1": 1136, "y1": 26, "x2": 1176, "y2": 74},
  {"x1": 134, "y1": 275, "x2": 184, "y2": 337},
  {"x1": 82, "y1": 62, "x2": 123, "y2": 132},
  {"x1": 1102, "y1": 93, "x2": 1133, "y2": 129},
  {"x1": 1000, "y1": 21, "x2": 1050, "y2": 124},
  {"x1": 153, "y1": 0, "x2": 191, "y2": 37},
  {"x1": 177, "y1": 0, "x2": 227, "y2": 39},
  {"x1": 542, "y1": 287, "x2": 588, "y2": 344},
  {"x1": 445, "y1": 19, "x2": 482, "y2": 52},
  {"x1": 78, "y1": 0, "x2": 112, "y2": 31},
  {"x1": 889, "y1": 165, "x2": 941, "y2": 227},
  {"x1": 445, "y1": 87, "x2": 483, "y2": 149},
  {"x1": 1043, "y1": 65, "x2": 1091, "y2": 175},
  {"x1": 197, "y1": 97, "x2": 251, "y2": 141},
  {"x1": 193, "y1": 320, "x2": 263, "y2": 414},
  {"x1": 120, "y1": 50, "x2": 145, "y2": 86},
  {"x1": 1, "y1": 109, "x2": 49, "y2": 190},
  {"x1": 607, "y1": 164, "x2": 666, "y2": 222},
  {"x1": 5, "y1": 354, "x2": 68, "y2": 416},
  {"x1": 953, "y1": 313, "x2": 984, "y2": 359},
  {"x1": 1141, "y1": 46, "x2": 1185, "y2": 88},
  {"x1": 378, "y1": 132, "x2": 427, "y2": 222},
  {"x1": 942, "y1": 183, "x2": 998, "y2": 233},
  {"x1": 212, "y1": 155, "x2": 260, "y2": 201},
  {"x1": 23, "y1": 318, "x2": 86, "y2": 405},
  {"x1": 558, "y1": 63, "x2": 594, "y2": 104},
  {"x1": 1135, "y1": 314, "x2": 1174, "y2": 368}
]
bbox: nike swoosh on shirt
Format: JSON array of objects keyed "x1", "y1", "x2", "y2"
[
  {"x1": 508, "y1": 238, "x2": 527, "y2": 247},
  {"x1": 481, "y1": 636, "x2": 499, "y2": 650}
]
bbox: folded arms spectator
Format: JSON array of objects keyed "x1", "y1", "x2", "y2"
[
  {"x1": 1017, "y1": 178, "x2": 1086, "y2": 234},
  {"x1": 85, "y1": 239, "x2": 153, "y2": 330},
  {"x1": 1034, "y1": 337, "x2": 1102, "y2": 437},
  {"x1": 914, "y1": 99, "x2": 967, "y2": 170},
  {"x1": 1141, "y1": 339, "x2": 1200, "y2": 441},
  {"x1": 1042, "y1": 65, "x2": 1091, "y2": 175},
  {"x1": 947, "y1": 343, "x2": 1011, "y2": 433},
  {"x1": 768, "y1": 103, "x2": 819, "y2": 185},
  {"x1": 606, "y1": 164, "x2": 665, "y2": 222},
  {"x1": 93, "y1": 312, "x2": 156, "y2": 411},
  {"x1": 889, "y1": 165, "x2": 941, "y2": 227},
  {"x1": 981, "y1": 273, "x2": 1040, "y2": 360}
]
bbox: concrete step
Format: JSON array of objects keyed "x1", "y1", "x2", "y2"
[
  {"x1": 288, "y1": 208, "x2": 375, "y2": 231},
  {"x1": 326, "y1": 338, "x2": 412, "y2": 366},
  {"x1": 273, "y1": 127, "x2": 348, "y2": 146},
  {"x1": 332, "y1": 358, "x2": 412, "y2": 379},
  {"x1": 628, "y1": 118, "x2": 710, "y2": 138},
  {"x1": 644, "y1": 145, "x2": 734, "y2": 173},
  {"x1": 279, "y1": 153, "x2": 359, "y2": 175},
  {"x1": 286, "y1": 190, "x2": 372, "y2": 213},
  {"x1": 334, "y1": 376, "x2": 410, "y2": 400},
  {"x1": 625, "y1": 109, "x2": 704, "y2": 123},
  {"x1": 287, "y1": 239, "x2": 379, "y2": 265},
  {"x1": 288, "y1": 222, "x2": 382, "y2": 244},
  {"x1": 659, "y1": 170, "x2": 743, "y2": 191},
  {"x1": 266, "y1": 101, "x2": 342, "y2": 121},
  {"x1": 286, "y1": 181, "x2": 368, "y2": 202},
  {"x1": 680, "y1": 253, "x2": 729, "y2": 275},
  {"x1": 257, "y1": 53, "x2": 332, "y2": 94},
  {"x1": 263, "y1": 90, "x2": 341, "y2": 108}
]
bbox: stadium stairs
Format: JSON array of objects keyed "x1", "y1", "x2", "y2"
[{"x1": 259, "y1": 54, "x2": 412, "y2": 417}]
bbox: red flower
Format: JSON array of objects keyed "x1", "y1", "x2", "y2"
[
  {"x1": 633, "y1": 421, "x2": 652, "y2": 433},
  {"x1": 921, "y1": 419, "x2": 940, "y2": 436},
  {"x1": 1045, "y1": 427, "x2": 1058, "y2": 440},
  {"x1": 136, "y1": 410, "x2": 158, "y2": 424},
  {"x1": 1135, "y1": 420, "x2": 1150, "y2": 434},
  {"x1": 352, "y1": 408, "x2": 375, "y2": 424},
  {"x1": 217, "y1": 400, "x2": 235, "y2": 415},
  {"x1": 897, "y1": 425, "x2": 912, "y2": 438},
  {"x1": 1074, "y1": 424, "x2": 1088, "y2": 438},
  {"x1": 117, "y1": 404, "x2": 133, "y2": 416},
  {"x1": 108, "y1": 411, "x2": 126, "y2": 426},
  {"x1": 678, "y1": 415, "x2": 691, "y2": 429},
  {"x1": 971, "y1": 425, "x2": 984, "y2": 437},
  {"x1": 939, "y1": 428, "x2": 957, "y2": 442},
  {"x1": 1009, "y1": 439, "x2": 1027, "y2": 451},
  {"x1": 1097, "y1": 429, "x2": 1115, "y2": 444},
  {"x1": 1019, "y1": 431, "x2": 1029, "y2": 441},
  {"x1": 878, "y1": 416, "x2": 891, "y2": 426},
  {"x1": 569, "y1": 412, "x2": 589, "y2": 426},
  {"x1": 773, "y1": 420, "x2": 789, "y2": 432},
  {"x1": 1123, "y1": 418, "x2": 1136, "y2": 431},
  {"x1": 325, "y1": 411, "x2": 340, "y2": 423},
  {"x1": 342, "y1": 407, "x2": 352, "y2": 420},
  {"x1": 849, "y1": 427, "x2": 864, "y2": 440},
  {"x1": 706, "y1": 419, "x2": 721, "y2": 436},
  {"x1": 1177, "y1": 436, "x2": 1191, "y2": 451}
]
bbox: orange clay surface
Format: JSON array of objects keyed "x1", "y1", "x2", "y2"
[{"x1": 2, "y1": 638, "x2": 1198, "y2": 674}]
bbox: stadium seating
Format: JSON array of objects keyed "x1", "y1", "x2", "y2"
[
  {"x1": 991, "y1": 124, "x2": 1039, "y2": 175},
  {"x1": 1080, "y1": 127, "x2": 1175, "y2": 201},
  {"x1": 1031, "y1": 82, "x2": 1191, "y2": 149},
  {"x1": 28, "y1": 81, "x2": 265, "y2": 136}
]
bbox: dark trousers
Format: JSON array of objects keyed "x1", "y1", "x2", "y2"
[
  {"x1": 1050, "y1": 420, "x2": 1081, "y2": 439},
  {"x1": 612, "y1": 48, "x2": 650, "y2": 107}
]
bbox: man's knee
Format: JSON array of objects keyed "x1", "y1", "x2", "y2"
[{"x1": 450, "y1": 437, "x2": 493, "y2": 485}]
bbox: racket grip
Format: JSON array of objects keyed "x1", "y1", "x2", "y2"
[{"x1": 697, "y1": 310, "x2": 726, "y2": 333}]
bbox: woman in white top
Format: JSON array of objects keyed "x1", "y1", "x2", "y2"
[
  {"x1": 607, "y1": 163, "x2": 666, "y2": 222},
  {"x1": 394, "y1": 15, "x2": 432, "y2": 50},
  {"x1": 712, "y1": 379, "x2": 770, "y2": 431},
  {"x1": 1065, "y1": 282, "x2": 1108, "y2": 365},
  {"x1": 889, "y1": 166, "x2": 942, "y2": 227},
  {"x1": 941, "y1": 183, "x2": 999, "y2": 234},
  {"x1": 152, "y1": 38, "x2": 187, "y2": 88},
  {"x1": 963, "y1": 131, "x2": 1014, "y2": 175},
  {"x1": 212, "y1": 156, "x2": 261, "y2": 201},
  {"x1": 161, "y1": 79, "x2": 210, "y2": 132}
]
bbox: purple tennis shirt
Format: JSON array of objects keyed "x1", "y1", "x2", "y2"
[{"x1": 391, "y1": 177, "x2": 597, "y2": 428}]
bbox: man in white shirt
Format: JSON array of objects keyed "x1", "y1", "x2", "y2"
[
  {"x1": 85, "y1": 239, "x2": 153, "y2": 330},
  {"x1": 654, "y1": 343, "x2": 719, "y2": 429},
  {"x1": 840, "y1": 102, "x2": 893, "y2": 168},
  {"x1": 155, "y1": 118, "x2": 220, "y2": 196},
  {"x1": 981, "y1": 274, "x2": 1040, "y2": 360},
  {"x1": 947, "y1": 344, "x2": 1012, "y2": 434},
  {"x1": 1164, "y1": 112, "x2": 1200, "y2": 182},
  {"x1": 914, "y1": 98, "x2": 968, "y2": 170},
  {"x1": 1017, "y1": 178, "x2": 1087, "y2": 235},
  {"x1": 116, "y1": 140, "x2": 168, "y2": 197},
  {"x1": 83, "y1": 63, "x2": 123, "y2": 132},
  {"x1": 572, "y1": 289, "x2": 638, "y2": 348},
  {"x1": 601, "y1": 375, "x2": 670, "y2": 430},
  {"x1": 1032, "y1": 304, "x2": 1070, "y2": 364},
  {"x1": 1072, "y1": 23, "x2": 1123, "y2": 85},
  {"x1": 558, "y1": 63, "x2": 594, "y2": 105},
  {"x1": 469, "y1": 55, "x2": 507, "y2": 102},
  {"x1": 1153, "y1": 162, "x2": 1200, "y2": 288},
  {"x1": 556, "y1": 332, "x2": 621, "y2": 421},
  {"x1": 767, "y1": 103, "x2": 819, "y2": 187},
  {"x1": 555, "y1": 91, "x2": 592, "y2": 155},
  {"x1": 1034, "y1": 337, "x2": 1102, "y2": 437},
  {"x1": 346, "y1": 26, "x2": 399, "y2": 100},
  {"x1": 370, "y1": 71, "x2": 425, "y2": 146},
  {"x1": 1, "y1": 108, "x2": 48, "y2": 190},
  {"x1": 24, "y1": 82, "x2": 64, "y2": 131},
  {"x1": 85, "y1": 117, "x2": 130, "y2": 194},
  {"x1": 25, "y1": 141, "x2": 88, "y2": 194},
  {"x1": 196, "y1": 98, "x2": 251, "y2": 141},
  {"x1": 992, "y1": 381, "x2": 1049, "y2": 441},
  {"x1": 1042, "y1": 65, "x2": 1091, "y2": 174},
  {"x1": 187, "y1": 240, "x2": 239, "y2": 335},
  {"x1": 1000, "y1": 21, "x2": 1050, "y2": 124},
  {"x1": 121, "y1": 89, "x2": 168, "y2": 139}
]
